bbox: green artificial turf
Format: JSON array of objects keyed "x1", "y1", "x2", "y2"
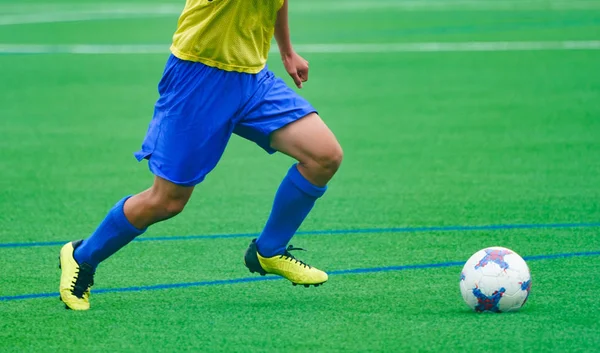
[{"x1": 1, "y1": 0, "x2": 599, "y2": 352}]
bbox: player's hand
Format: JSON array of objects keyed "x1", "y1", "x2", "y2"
[{"x1": 282, "y1": 51, "x2": 309, "y2": 89}]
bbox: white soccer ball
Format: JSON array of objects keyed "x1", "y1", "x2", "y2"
[{"x1": 460, "y1": 247, "x2": 531, "y2": 313}]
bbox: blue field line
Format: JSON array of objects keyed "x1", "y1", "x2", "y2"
[
  {"x1": 1, "y1": 250, "x2": 598, "y2": 303},
  {"x1": 1, "y1": 222, "x2": 599, "y2": 249}
]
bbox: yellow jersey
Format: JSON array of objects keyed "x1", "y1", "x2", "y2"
[{"x1": 170, "y1": 0, "x2": 285, "y2": 74}]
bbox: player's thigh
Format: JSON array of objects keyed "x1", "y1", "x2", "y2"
[{"x1": 270, "y1": 112, "x2": 342, "y2": 167}]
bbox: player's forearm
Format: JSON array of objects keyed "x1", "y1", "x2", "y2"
[{"x1": 274, "y1": 0, "x2": 294, "y2": 57}]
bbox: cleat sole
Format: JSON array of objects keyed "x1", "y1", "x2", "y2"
[
  {"x1": 292, "y1": 282, "x2": 325, "y2": 287},
  {"x1": 249, "y1": 269, "x2": 267, "y2": 277}
]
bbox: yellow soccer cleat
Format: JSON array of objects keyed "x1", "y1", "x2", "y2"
[
  {"x1": 244, "y1": 239, "x2": 328, "y2": 287},
  {"x1": 59, "y1": 240, "x2": 95, "y2": 310}
]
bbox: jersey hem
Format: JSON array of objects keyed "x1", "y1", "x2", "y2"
[{"x1": 170, "y1": 46, "x2": 266, "y2": 74}]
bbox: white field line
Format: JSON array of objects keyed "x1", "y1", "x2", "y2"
[
  {"x1": 292, "y1": 0, "x2": 600, "y2": 11},
  {"x1": 3, "y1": 1, "x2": 600, "y2": 13},
  {"x1": 1, "y1": 1, "x2": 600, "y2": 26},
  {"x1": 296, "y1": 41, "x2": 600, "y2": 52},
  {"x1": 0, "y1": 6, "x2": 182, "y2": 26},
  {"x1": 1, "y1": 41, "x2": 600, "y2": 55}
]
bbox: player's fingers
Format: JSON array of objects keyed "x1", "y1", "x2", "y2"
[
  {"x1": 290, "y1": 71, "x2": 303, "y2": 88},
  {"x1": 298, "y1": 67, "x2": 309, "y2": 82}
]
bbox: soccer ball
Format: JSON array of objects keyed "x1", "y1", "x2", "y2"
[{"x1": 460, "y1": 247, "x2": 531, "y2": 313}]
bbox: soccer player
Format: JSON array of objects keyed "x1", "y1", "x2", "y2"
[{"x1": 58, "y1": 0, "x2": 343, "y2": 310}]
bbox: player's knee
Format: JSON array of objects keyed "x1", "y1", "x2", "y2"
[
  {"x1": 147, "y1": 190, "x2": 190, "y2": 219},
  {"x1": 162, "y1": 198, "x2": 187, "y2": 217},
  {"x1": 314, "y1": 144, "x2": 343, "y2": 177},
  {"x1": 144, "y1": 177, "x2": 194, "y2": 219}
]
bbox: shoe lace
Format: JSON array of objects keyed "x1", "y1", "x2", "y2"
[
  {"x1": 71, "y1": 263, "x2": 95, "y2": 299},
  {"x1": 280, "y1": 245, "x2": 312, "y2": 269}
]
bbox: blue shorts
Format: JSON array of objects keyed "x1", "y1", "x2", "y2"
[{"x1": 134, "y1": 55, "x2": 316, "y2": 186}]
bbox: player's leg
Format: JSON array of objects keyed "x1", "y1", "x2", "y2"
[
  {"x1": 271, "y1": 113, "x2": 342, "y2": 187},
  {"x1": 123, "y1": 176, "x2": 194, "y2": 229},
  {"x1": 59, "y1": 55, "x2": 245, "y2": 310},
  {"x1": 59, "y1": 177, "x2": 193, "y2": 310},
  {"x1": 245, "y1": 113, "x2": 342, "y2": 286},
  {"x1": 73, "y1": 176, "x2": 194, "y2": 268},
  {"x1": 257, "y1": 112, "x2": 342, "y2": 255},
  {"x1": 234, "y1": 70, "x2": 342, "y2": 285}
]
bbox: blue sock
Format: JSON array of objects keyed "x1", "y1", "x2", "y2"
[
  {"x1": 256, "y1": 164, "x2": 327, "y2": 257},
  {"x1": 74, "y1": 196, "x2": 146, "y2": 269}
]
